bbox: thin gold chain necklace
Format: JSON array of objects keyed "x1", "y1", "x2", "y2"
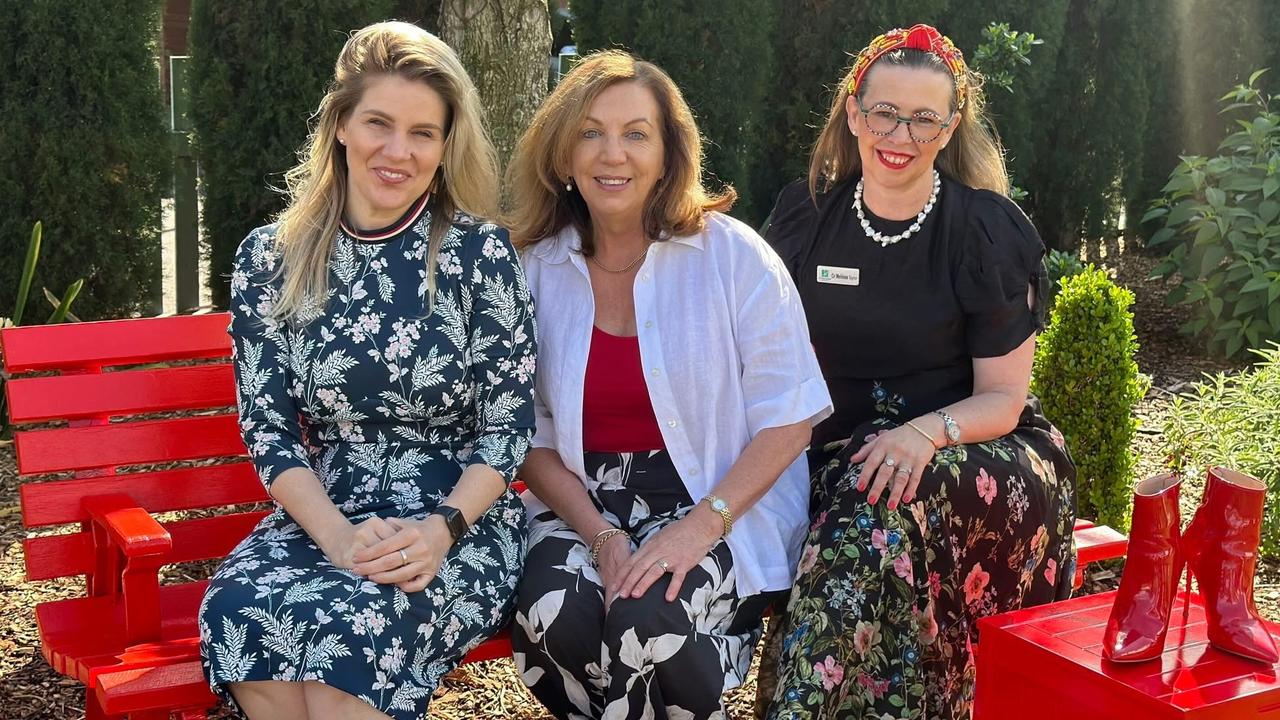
[{"x1": 588, "y1": 244, "x2": 650, "y2": 273}]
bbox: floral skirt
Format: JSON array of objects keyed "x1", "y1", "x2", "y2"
[
  {"x1": 765, "y1": 400, "x2": 1077, "y2": 720},
  {"x1": 513, "y1": 450, "x2": 774, "y2": 720}
]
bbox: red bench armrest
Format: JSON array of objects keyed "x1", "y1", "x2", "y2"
[
  {"x1": 83, "y1": 493, "x2": 171, "y2": 644},
  {"x1": 84, "y1": 494, "x2": 173, "y2": 558}
]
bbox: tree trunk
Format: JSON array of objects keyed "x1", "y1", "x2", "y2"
[{"x1": 439, "y1": 0, "x2": 550, "y2": 176}]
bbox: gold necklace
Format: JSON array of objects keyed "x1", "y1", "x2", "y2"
[{"x1": 588, "y1": 244, "x2": 649, "y2": 273}]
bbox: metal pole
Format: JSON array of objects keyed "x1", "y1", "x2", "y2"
[{"x1": 170, "y1": 55, "x2": 199, "y2": 313}]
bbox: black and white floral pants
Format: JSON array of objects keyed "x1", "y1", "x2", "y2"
[{"x1": 514, "y1": 450, "x2": 774, "y2": 720}]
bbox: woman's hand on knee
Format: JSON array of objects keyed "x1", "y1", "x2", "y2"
[
  {"x1": 615, "y1": 515, "x2": 720, "y2": 604},
  {"x1": 851, "y1": 426, "x2": 935, "y2": 510},
  {"x1": 350, "y1": 517, "x2": 450, "y2": 591}
]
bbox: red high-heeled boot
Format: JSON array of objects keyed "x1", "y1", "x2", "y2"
[
  {"x1": 1183, "y1": 467, "x2": 1279, "y2": 664},
  {"x1": 1104, "y1": 473, "x2": 1183, "y2": 662}
]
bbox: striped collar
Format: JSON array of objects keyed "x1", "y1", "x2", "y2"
[{"x1": 340, "y1": 192, "x2": 430, "y2": 242}]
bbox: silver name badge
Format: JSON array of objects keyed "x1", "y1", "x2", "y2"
[{"x1": 816, "y1": 265, "x2": 860, "y2": 286}]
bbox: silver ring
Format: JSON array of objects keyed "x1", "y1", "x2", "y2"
[
  {"x1": 884, "y1": 457, "x2": 897, "y2": 468},
  {"x1": 657, "y1": 559, "x2": 671, "y2": 571},
  {"x1": 399, "y1": 549, "x2": 410, "y2": 566},
  {"x1": 896, "y1": 466, "x2": 913, "y2": 476}
]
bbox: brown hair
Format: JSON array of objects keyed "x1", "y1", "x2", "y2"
[
  {"x1": 272, "y1": 21, "x2": 498, "y2": 322},
  {"x1": 808, "y1": 47, "x2": 1009, "y2": 199},
  {"x1": 505, "y1": 50, "x2": 733, "y2": 254}
]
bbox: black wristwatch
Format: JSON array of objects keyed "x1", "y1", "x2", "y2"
[{"x1": 430, "y1": 504, "x2": 468, "y2": 543}]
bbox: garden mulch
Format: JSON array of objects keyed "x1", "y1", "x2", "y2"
[{"x1": 1, "y1": 236, "x2": 1275, "y2": 719}]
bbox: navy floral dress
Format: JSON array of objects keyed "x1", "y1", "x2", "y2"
[
  {"x1": 761, "y1": 177, "x2": 1077, "y2": 719},
  {"x1": 198, "y1": 200, "x2": 536, "y2": 720}
]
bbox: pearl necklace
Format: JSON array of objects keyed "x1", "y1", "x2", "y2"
[{"x1": 853, "y1": 169, "x2": 941, "y2": 247}]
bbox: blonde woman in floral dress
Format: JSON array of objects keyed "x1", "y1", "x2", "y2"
[
  {"x1": 763, "y1": 25, "x2": 1076, "y2": 720},
  {"x1": 198, "y1": 23, "x2": 535, "y2": 720}
]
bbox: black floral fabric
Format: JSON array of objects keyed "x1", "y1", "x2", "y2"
[{"x1": 514, "y1": 450, "x2": 774, "y2": 720}]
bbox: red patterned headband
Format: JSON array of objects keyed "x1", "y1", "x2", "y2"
[{"x1": 848, "y1": 24, "x2": 969, "y2": 109}]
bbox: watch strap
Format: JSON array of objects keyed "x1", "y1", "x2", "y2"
[
  {"x1": 703, "y1": 495, "x2": 733, "y2": 537},
  {"x1": 431, "y1": 504, "x2": 468, "y2": 542}
]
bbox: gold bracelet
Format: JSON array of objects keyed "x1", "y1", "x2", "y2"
[
  {"x1": 904, "y1": 419, "x2": 939, "y2": 448},
  {"x1": 590, "y1": 528, "x2": 628, "y2": 567}
]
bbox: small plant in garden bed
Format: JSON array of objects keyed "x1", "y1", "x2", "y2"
[
  {"x1": 1, "y1": 221, "x2": 83, "y2": 437},
  {"x1": 1032, "y1": 267, "x2": 1148, "y2": 530},
  {"x1": 1162, "y1": 342, "x2": 1280, "y2": 558},
  {"x1": 1145, "y1": 69, "x2": 1280, "y2": 359}
]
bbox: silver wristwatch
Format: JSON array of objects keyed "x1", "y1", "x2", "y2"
[{"x1": 932, "y1": 410, "x2": 960, "y2": 445}]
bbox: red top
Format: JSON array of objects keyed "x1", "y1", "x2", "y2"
[{"x1": 582, "y1": 326, "x2": 665, "y2": 452}]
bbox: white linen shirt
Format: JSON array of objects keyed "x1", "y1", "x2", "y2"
[{"x1": 521, "y1": 211, "x2": 833, "y2": 597}]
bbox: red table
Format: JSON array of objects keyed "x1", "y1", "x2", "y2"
[{"x1": 975, "y1": 590, "x2": 1280, "y2": 719}]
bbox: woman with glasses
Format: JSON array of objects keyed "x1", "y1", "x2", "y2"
[{"x1": 762, "y1": 25, "x2": 1077, "y2": 719}]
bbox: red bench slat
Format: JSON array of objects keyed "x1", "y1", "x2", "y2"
[
  {"x1": 14, "y1": 414, "x2": 245, "y2": 475},
  {"x1": 21, "y1": 462, "x2": 266, "y2": 527},
  {"x1": 6, "y1": 365, "x2": 236, "y2": 424},
  {"x1": 0, "y1": 313, "x2": 231, "y2": 373},
  {"x1": 25, "y1": 512, "x2": 269, "y2": 581}
]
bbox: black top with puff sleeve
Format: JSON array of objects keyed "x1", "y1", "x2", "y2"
[{"x1": 765, "y1": 175, "x2": 1049, "y2": 451}]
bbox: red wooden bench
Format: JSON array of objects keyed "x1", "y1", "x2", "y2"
[
  {"x1": 2, "y1": 314, "x2": 512, "y2": 719},
  {"x1": 2, "y1": 314, "x2": 1129, "y2": 719}
]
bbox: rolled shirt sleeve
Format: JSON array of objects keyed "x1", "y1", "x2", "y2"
[{"x1": 735, "y1": 234, "x2": 834, "y2": 437}]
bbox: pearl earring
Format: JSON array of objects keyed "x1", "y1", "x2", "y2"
[{"x1": 565, "y1": 179, "x2": 574, "y2": 192}]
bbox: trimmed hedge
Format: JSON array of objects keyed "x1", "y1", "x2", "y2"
[
  {"x1": 188, "y1": 0, "x2": 396, "y2": 308},
  {"x1": 1031, "y1": 268, "x2": 1148, "y2": 529},
  {"x1": 0, "y1": 1, "x2": 167, "y2": 318}
]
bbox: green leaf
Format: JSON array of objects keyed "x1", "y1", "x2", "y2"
[
  {"x1": 1241, "y1": 276, "x2": 1271, "y2": 293},
  {"x1": 1265, "y1": 176, "x2": 1280, "y2": 198},
  {"x1": 1200, "y1": 244, "x2": 1229, "y2": 276},
  {"x1": 1260, "y1": 200, "x2": 1280, "y2": 224},
  {"x1": 14, "y1": 221, "x2": 41, "y2": 327},
  {"x1": 1148, "y1": 227, "x2": 1177, "y2": 248},
  {"x1": 1194, "y1": 222, "x2": 1221, "y2": 246},
  {"x1": 46, "y1": 279, "x2": 83, "y2": 324},
  {"x1": 1206, "y1": 186, "x2": 1227, "y2": 208},
  {"x1": 1249, "y1": 68, "x2": 1269, "y2": 86},
  {"x1": 1226, "y1": 333, "x2": 1245, "y2": 357},
  {"x1": 1210, "y1": 295, "x2": 1224, "y2": 317},
  {"x1": 1141, "y1": 207, "x2": 1168, "y2": 224},
  {"x1": 1269, "y1": 280, "x2": 1280, "y2": 305}
]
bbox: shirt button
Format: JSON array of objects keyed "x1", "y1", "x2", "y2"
[
  {"x1": 667, "y1": 419, "x2": 678, "y2": 428},
  {"x1": 690, "y1": 468, "x2": 700, "y2": 476},
  {"x1": 651, "y1": 368, "x2": 661, "y2": 377},
  {"x1": 644, "y1": 320, "x2": 653, "y2": 329},
  {"x1": 642, "y1": 273, "x2": 651, "y2": 281}
]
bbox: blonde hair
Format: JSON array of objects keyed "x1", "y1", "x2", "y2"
[
  {"x1": 505, "y1": 50, "x2": 733, "y2": 253},
  {"x1": 272, "y1": 21, "x2": 498, "y2": 322},
  {"x1": 808, "y1": 47, "x2": 1009, "y2": 198}
]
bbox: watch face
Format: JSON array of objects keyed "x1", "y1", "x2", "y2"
[
  {"x1": 711, "y1": 498, "x2": 728, "y2": 512},
  {"x1": 947, "y1": 426, "x2": 960, "y2": 441}
]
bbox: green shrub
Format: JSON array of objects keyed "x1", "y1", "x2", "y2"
[
  {"x1": 1031, "y1": 267, "x2": 1148, "y2": 529},
  {"x1": 1044, "y1": 248, "x2": 1086, "y2": 310},
  {"x1": 1145, "y1": 70, "x2": 1280, "y2": 359},
  {"x1": 0, "y1": 1, "x2": 166, "y2": 318},
  {"x1": 1162, "y1": 343, "x2": 1280, "y2": 557},
  {"x1": 189, "y1": 0, "x2": 395, "y2": 309}
]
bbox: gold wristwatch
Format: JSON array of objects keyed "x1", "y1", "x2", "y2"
[{"x1": 702, "y1": 494, "x2": 733, "y2": 537}]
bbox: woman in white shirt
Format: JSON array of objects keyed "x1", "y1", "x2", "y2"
[{"x1": 505, "y1": 51, "x2": 832, "y2": 720}]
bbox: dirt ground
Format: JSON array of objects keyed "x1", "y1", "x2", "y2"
[{"x1": 1, "y1": 235, "x2": 1274, "y2": 719}]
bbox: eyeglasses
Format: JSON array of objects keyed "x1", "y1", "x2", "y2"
[{"x1": 854, "y1": 97, "x2": 954, "y2": 143}]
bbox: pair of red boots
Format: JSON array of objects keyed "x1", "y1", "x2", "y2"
[{"x1": 1103, "y1": 467, "x2": 1278, "y2": 664}]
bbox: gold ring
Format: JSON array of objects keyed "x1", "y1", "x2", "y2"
[
  {"x1": 657, "y1": 559, "x2": 671, "y2": 571},
  {"x1": 399, "y1": 549, "x2": 410, "y2": 566}
]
